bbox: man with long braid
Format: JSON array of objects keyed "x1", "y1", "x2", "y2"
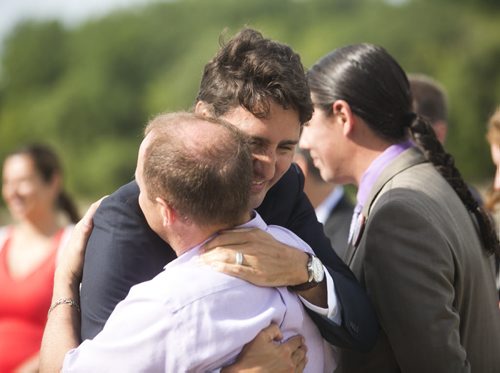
[{"x1": 300, "y1": 44, "x2": 500, "y2": 372}]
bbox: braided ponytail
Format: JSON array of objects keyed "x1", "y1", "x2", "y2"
[{"x1": 409, "y1": 115, "x2": 500, "y2": 255}]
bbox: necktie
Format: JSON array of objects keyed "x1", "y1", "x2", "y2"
[{"x1": 348, "y1": 204, "x2": 362, "y2": 245}]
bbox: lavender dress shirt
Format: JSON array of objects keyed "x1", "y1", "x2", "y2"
[{"x1": 63, "y1": 212, "x2": 336, "y2": 372}]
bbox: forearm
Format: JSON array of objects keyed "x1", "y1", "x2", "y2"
[
  {"x1": 295, "y1": 280, "x2": 328, "y2": 308},
  {"x1": 39, "y1": 276, "x2": 81, "y2": 373},
  {"x1": 298, "y1": 271, "x2": 340, "y2": 323}
]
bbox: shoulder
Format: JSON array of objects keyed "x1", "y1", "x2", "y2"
[
  {"x1": 103, "y1": 181, "x2": 141, "y2": 213},
  {"x1": 266, "y1": 225, "x2": 313, "y2": 255},
  {"x1": 0, "y1": 225, "x2": 8, "y2": 239},
  {"x1": 363, "y1": 186, "x2": 467, "y2": 267},
  {"x1": 0, "y1": 226, "x2": 9, "y2": 251},
  {"x1": 135, "y1": 260, "x2": 274, "y2": 313},
  {"x1": 108, "y1": 180, "x2": 141, "y2": 203},
  {"x1": 371, "y1": 162, "x2": 455, "y2": 215}
]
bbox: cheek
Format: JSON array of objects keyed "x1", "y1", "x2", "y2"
[
  {"x1": 492, "y1": 145, "x2": 500, "y2": 165},
  {"x1": 276, "y1": 153, "x2": 294, "y2": 175},
  {"x1": 304, "y1": 124, "x2": 327, "y2": 151},
  {"x1": 17, "y1": 182, "x2": 38, "y2": 198}
]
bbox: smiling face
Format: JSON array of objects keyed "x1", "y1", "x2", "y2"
[
  {"x1": 299, "y1": 105, "x2": 351, "y2": 185},
  {"x1": 220, "y1": 102, "x2": 301, "y2": 208},
  {"x1": 2, "y1": 154, "x2": 59, "y2": 222}
]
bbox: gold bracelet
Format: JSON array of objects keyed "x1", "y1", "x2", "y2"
[{"x1": 48, "y1": 298, "x2": 80, "y2": 315}]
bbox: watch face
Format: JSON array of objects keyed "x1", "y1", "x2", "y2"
[{"x1": 311, "y1": 256, "x2": 325, "y2": 282}]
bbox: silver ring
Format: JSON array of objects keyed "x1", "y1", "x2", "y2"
[{"x1": 235, "y1": 251, "x2": 244, "y2": 266}]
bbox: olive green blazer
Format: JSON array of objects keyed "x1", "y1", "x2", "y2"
[{"x1": 338, "y1": 147, "x2": 500, "y2": 373}]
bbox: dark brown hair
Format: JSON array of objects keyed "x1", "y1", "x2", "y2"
[
  {"x1": 196, "y1": 28, "x2": 312, "y2": 125},
  {"x1": 408, "y1": 73, "x2": 448, "y2": 125},
  {"x1": 5, "y1": 143, "x2": 80, "y2": 223}
]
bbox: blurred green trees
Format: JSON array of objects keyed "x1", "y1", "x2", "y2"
[{"x1": 1, "y1": 0, "x2": 499, "y2": 202}]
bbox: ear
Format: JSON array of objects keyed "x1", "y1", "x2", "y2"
[
  {"x1": 432, "y1": 120, "x2": 448, "y2": 145},
  {"x1": 156, "y1": 197, "x2": 176, "y2": 227},
  {"x1": 194, "y1": 101, "x2": 211, "y2": 116},
  {"x1": 332, "y1": 100, "x2": 355, "y2": 136}
]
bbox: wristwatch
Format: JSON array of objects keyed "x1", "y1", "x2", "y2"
[{"x1": 289, "y1": 253, "x2": 325, "y2": 291}]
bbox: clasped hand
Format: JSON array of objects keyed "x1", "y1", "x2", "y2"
[{"x1": 200, "y1": 228, "x2": 309, "y2": 287}]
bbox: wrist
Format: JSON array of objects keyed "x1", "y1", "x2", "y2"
[
  {"x1": 294, "y1": 251, "x2": 310, "y2": 285},
  {"x1": 53, "y1": 274, "x2": 80, "y2": 300},
  {"x1": 54, "y1": 267, "x2": 80, "y2": 287},
  {"x1": 48, "y1": 298, "x2": 80, "y2": 315},
  {"x1": 289, "y1": 253, "x2": 325, "y2": 291}
]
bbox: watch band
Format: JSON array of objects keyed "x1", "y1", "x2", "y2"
[{"x1": 289, "y1": 279, "x2": 321, "y2": 292}]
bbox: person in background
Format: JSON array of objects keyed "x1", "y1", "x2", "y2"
[
  {"x1": 294, "y1": 148, "x2": 354, "y2": 260},
  {"x1": 300, "y1": 43, "x2": 500, "y2": 372},
  {"x1": 80, "y1": 27, "x2": 378, "y2": 371},
  {"x1": 485, "y1": 106, "x2": 500, "y2": 301},
  {"x1": 408, "y1": 73, "x2": 484, "y2": 204},
  {"x1": 40, "y1": 112, "x2": 336, "y2": 372},
  {"x1": 0, "y1": 144, "x2": 79, "y2": 372},
  {"x1": 408, "y1": 73, "x2": 449, "y2": 144},
  {"x1": 486, "y1": 107, "x2": 500, "y2": 213}
]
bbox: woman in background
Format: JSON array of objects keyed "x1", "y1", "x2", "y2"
[
  {"x1": 486, "y1": 107, "x2": 500, "y2": 213},
  {"x1": 485, "y1": 106, "x2": 500, "y2": 302},
  {"x1": 0, "y1": 144, "x2": 79, "y2": 372}
]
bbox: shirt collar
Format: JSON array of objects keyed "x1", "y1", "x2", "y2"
[
  {"x1": 315, "y1": 186, "x2": 345, "y2": 224},
  {"x1": 165, "y1": 211, "x2": 266, "y2": 268},
  {"x1": 356, "y1": 140, "x2": 413, "y2": 209}
]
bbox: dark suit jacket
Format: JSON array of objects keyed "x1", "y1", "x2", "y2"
[
  {"x1": 80, "y1": 164, "x2": 378, "y2": 352},
  {"x1": 322, "y1": 192, "x2": 354, "y2": 261}
]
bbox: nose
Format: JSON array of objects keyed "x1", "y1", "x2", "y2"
[
  {"x1": 252, "y1": 151, "x2": 277, "y2": 181},
  {"x1": 299, "y1": 127, "x2": 310, "y2": 150}
]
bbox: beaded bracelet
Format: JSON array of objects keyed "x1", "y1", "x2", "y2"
[{"x1": 48, "y1": 298, "x2": 81, "y2": 315}]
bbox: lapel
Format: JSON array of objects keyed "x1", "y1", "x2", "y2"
[{"x1": 344, "y1": 147, "x2": 427, "y2": 266}]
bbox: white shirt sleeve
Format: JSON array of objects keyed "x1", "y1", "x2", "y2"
[{"x1": 298, "y1": 267, "x2": 342, "y2": 325}]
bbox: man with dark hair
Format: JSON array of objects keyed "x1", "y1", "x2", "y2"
[
  {"x1": 80, "y1": 28, "x2": 378, "y2": 370},
  {"x1": 409, "y1": 73, "x2": 483, "y2": 205},
  {"x1": 40, "y1": 112, "x2": 335, "y2": 372},
  {"x1": 408, "y1": 73, "x2": 449, "y2": 144}
]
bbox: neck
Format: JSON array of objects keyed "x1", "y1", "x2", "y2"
[
  {"x1": 351, "y1": 147, "x2": 387, "y2": 187},
  {"x1": 350, "y1": 129, "x2": 393, "y2": 187},
  {"x1": 169, "y1": 211, "x2": 252, "y2": 257},
  {"x1": 16, "y1": 211, "x2": 60, "y2": 238}
]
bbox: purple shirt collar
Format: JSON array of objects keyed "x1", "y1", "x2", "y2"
[{"x1": 356, "y1": 141, "x2": 413, "y2": 209}]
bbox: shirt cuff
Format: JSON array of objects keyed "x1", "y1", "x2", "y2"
[{"x1": 299, "y1": 267, "x2": 341, "y2": 325}]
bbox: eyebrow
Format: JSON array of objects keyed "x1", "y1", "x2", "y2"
[{"x1": 251, "y1": 136, "x2": 299, "y2": 147}]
